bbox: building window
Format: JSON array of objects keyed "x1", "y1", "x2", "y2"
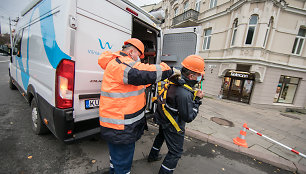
[
  {"x1": 203, "y1": 28, "x2": 212, "y2": 50},
  {"x1": 209, "y1": 0, "x2": 217, "y2": 8},
  {"x1": 231, "y1": 19, "x2": 238, "y2": 46},
  {"x1": 184, "y1": 1, "x2": 189, "y2": 12},
  {"x1": 263, "y1": 17, "x2": 273, "y2": 48},
  {"x1": 291, "y1": 28, "x2": 306, "y2": 55},
  {"x1": 174, "y1": 7, "x2": 178, "y2": 16},
  {"x1": 245, "y1": 15, "x2": 258, "y2": 45},
  {"x1": 195, "y1": 0, "x2": 201, "y2": 11},
  {"x1": 274, "y1": 75, "x2": 300, "y2": 104}
]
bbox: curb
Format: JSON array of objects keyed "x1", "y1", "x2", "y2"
[{"x1": 184, "y1": 128, "x2": 306, "y2": 174}]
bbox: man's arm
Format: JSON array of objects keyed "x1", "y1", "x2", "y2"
[
  {"x1": 177, "y1": 92, "x2": 202, "y2": 123},
  {"x1": 123, "y1": 62, "x2": 173, "y2": 86}
]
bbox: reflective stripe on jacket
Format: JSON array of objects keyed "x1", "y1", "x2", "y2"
[{"x1": 98, "y1": 51, "x2": 173, "y2": 144}]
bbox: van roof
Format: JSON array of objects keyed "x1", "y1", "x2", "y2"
[
  {"x1": 21, "y1": 0, "x2": 162, "y2": 25},
  {"x1": 21, "y1": 0, "x2": 41, "y2": 17}
]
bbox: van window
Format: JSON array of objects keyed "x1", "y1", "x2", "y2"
[{"x1": 13, "y1": 29, "x2": 23, "y2": 57}]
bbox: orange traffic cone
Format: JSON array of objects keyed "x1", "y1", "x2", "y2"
[{"x1": 233, "y1": 123, "x2": 248, "y2": 148}]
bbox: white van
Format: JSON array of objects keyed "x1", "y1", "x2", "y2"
[{"x1": 9, "y1": 0, "x2": 202, "y2": 142}]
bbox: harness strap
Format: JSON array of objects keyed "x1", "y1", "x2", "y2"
[
  {"x1": 152, "y1": 79, "x2": 198, "y2": 134},
  {"x1": 182, "y1": 84, "x2": 198, "y2": 101},
  {"x1": 161, "y1": 87, "x2": 182, "y2": 133}
]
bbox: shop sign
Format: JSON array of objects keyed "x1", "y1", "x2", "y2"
[{"x1": 230, "y1": 72, "x2": 249, "y2": 78}]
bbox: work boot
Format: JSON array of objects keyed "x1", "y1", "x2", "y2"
[{"x1": 147, "y1": 155, "x2": 162, "y2": 162}]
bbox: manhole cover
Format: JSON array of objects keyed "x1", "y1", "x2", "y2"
[{"x1": 210, "y1": 117, "x2": 234, "y2": 127}]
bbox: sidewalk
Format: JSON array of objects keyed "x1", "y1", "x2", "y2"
[{"x1": 185, "y1": 96, "x2": 306, "y2": 173}]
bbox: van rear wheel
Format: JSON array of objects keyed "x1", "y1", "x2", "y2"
[{"x1": 31, "y1": 98, "x2": 49, "y2": 135}]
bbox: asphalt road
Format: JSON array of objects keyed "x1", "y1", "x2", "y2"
[{"x1": 0, "y1": 55, "x2": 292, "y2": 174}]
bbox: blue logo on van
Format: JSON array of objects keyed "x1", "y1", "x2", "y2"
[
  {"x1": 88, "y1": 39, "x2": 112, "y2": 55},
  {"x1": 98, "y1": 39, "x2": 112, "y2": 49}
]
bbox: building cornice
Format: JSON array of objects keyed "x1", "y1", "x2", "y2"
[
  {"x1": 197, "y1": 0, "x2": 246, "y2": 23},
  {"x1": 284, "y1": 5, "x2": 306, "y2": 15},
  {"x1": 197, "y1": 0, "x2": 305, "y2": 24},
  {"x1": 204, "y1": 58, "x2": 306, "y2": 72}
]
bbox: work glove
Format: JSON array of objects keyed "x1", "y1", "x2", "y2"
[{"x1": 170, "y1": 67, "x2": 181, "y2": 78}]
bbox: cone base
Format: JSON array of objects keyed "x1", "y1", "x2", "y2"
[{"x1": 233, "y1": 137, "x2": 248, "y2": 148}]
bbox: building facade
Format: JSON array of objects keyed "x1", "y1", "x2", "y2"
[{"x1": 153, "y1": 0, "x2": 306, "y2": 107}]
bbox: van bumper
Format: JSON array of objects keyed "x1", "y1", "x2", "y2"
[{"x1": 37, "y1": 94, "x2": 100, "y2": 143}]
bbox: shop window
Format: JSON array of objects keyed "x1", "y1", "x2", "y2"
[
  {"x1": 195, "y1": 0, "x2": 201, "y2": 11},
  {"x1": 221, "y1": 77, "x2": 231, "y2": 99},
  {"x1": 209, "y1": 0, "x2": 217, "y2": 8},
  {"x1": 231, "y1": 19, "x2": 238, "y2": 46},
  {"x1": 263, "y1": 17, "x2": 273, "y2": 48},
  {"x1": 241, "y1": 80, "x2": 253, "y2": 103},
  {"x1": 291, "y1": 28, "x2": 306, "y2": 56},
  {"x1": 274, "y1": 76, "x2": 300, "y2": 104},
  {"x1": 203, "y1": 28, "x2": 212, "y2": 50},
  {"x1": 245, "y1": 15, "x2": 258, "y2": 45}
]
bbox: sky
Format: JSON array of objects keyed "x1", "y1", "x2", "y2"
[{"x1": 0, "y1": 0, "x2": 161, "y2": 34}]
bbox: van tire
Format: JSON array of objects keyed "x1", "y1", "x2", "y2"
[
  {"x1": 31, "y1": 98, "x2": 49, "y2": 135},
  {"x1": 9, "y1": 76, "x2": 17, "y2": 90}
]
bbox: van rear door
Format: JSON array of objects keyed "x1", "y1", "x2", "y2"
[
  {"x1": 148, "y1": 26, "x2": 203, "y2": 112},
  {"x1": 160, "y1": 26, "x2": 203, "y2": 67},
  {"x1": 73, "y1": 0, "x2": 132, "y2": 122}
]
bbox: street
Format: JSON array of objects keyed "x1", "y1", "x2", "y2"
[{"x1": 0, "y1": 55, "x2": 292, "y2": 174}]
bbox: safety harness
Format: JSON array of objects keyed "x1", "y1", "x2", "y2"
[{"x1": 152, "y1": 79, "x2": 198, "y2": 134}]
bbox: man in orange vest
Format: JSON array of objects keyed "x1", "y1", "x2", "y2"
[
  {"x1": 98, "y1": 38, "x2": 173, "y2": 174},
  {"x1": 147, "y1": 55, "x2": 205, "y2": 174}
]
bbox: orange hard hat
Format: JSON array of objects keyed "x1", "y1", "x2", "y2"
[
  {"x1": 181, "y1": 55, "x2": 205, "y2": 75},
  {"x1": 124, "y1": 38, "x2": 145, "y2": 59}
]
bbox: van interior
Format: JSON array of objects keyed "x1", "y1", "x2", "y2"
[
  {"x1": 132, "y1": 18, "x2": 159, "y2": 65},
  {"x1": 132, "y1": 18, "x2": 159, "y2": 114}
]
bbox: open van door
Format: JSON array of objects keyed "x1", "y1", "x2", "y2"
[
  {"x1": 147, "y1": 26, "x2": 203, "y2": 113},
  {"x1": 160, "y1": 26, "x2": 203, "y2": 67}
]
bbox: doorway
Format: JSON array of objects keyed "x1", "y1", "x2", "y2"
[{"x1": 221, "y1": 71, "x2": 254, "y2": 104}]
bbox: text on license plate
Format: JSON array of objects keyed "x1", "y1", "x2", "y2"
[{"x1": 85, "y1": 99, "x2": 99, "y2": 109}]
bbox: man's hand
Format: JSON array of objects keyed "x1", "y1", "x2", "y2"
[{"x1": 196, "y1": 90, "x2": 204, "y2": 99}]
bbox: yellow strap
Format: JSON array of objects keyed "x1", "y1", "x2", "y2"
[
  {"x1": 158, "y1": 81, "x2": 161, "y2": 92},
  {"x1": 183, "y1": 84, "x2": 197, "y2": 100},
  {"x1": 193, "y1": 91, "x2": 198, "y2": 101},
  {"x1": 154, "y1": 80, "x2": 196, "y2": 134},
  {"x1": 162, "y1": 104, "x2": 182, "y2": 133},
  {"x1": 152, "y1": 96, "x2": 157, "y2": 103}
]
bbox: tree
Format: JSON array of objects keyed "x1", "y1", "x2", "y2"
[{"x1": 0, "y1": 33, "x2": 11, "y2": 45}]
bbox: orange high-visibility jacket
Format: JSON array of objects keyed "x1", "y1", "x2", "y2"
[{"x1": 98, "y1": 51, "x2": 173, "y2": 144}]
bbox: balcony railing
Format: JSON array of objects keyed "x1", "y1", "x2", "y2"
[{"x1": 172, "y1": 9, "x2": 199, "y2": 26}]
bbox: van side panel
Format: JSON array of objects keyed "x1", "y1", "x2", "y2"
[
  {"x1": 11, "y1": 0, "x2": 161, "y2": 141},
  {"x1": 12, "y1": 0, "x2": 74, "y2": 139},
  {"x1": 73, "y1": 0, "x2": 132, "y2": 122}
]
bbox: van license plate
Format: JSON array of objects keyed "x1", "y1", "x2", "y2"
[{"x1": 85, "y1": 99, "x2": 99, "y2": 109}]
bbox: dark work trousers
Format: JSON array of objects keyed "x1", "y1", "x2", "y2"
[
  {"x1": 148, "y1": 126, "x2": 184, "y2": 174},
  {"x1": 108, "y1": 142, "x2": 135, "y2": 174}
]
